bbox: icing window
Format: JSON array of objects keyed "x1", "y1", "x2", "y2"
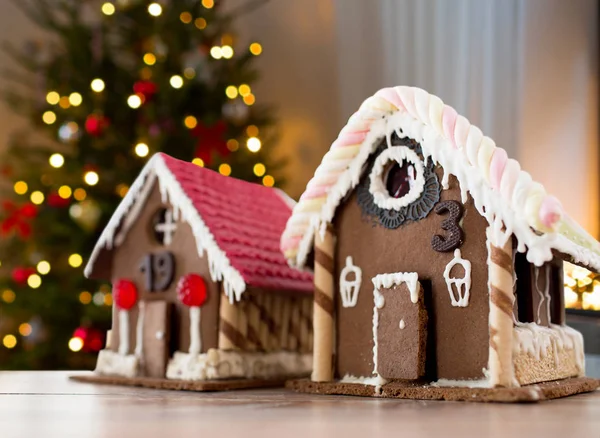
[
  {"x1": 385, "y1": 161, "x2": 416, "y2": 199},
  {"x1": 152, "y1": 207, "x2": 177, "y2": 246}
]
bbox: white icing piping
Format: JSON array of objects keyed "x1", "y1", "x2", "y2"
[
  {"x1": 134, "y1": 302, "x2": 145, "y2": 358},
  {"x1": 339, "y1": 256, "x2": 362, "y2": 308},
  {"x1": 189, "y1": 307, "x2": 202, "y2": 355},
  {"x1": 118, "y1": 309, "x2": 129, "y2": 356},
  {"x1": 533, "y1": 265, "x2": 551, "y2": 325},
  {"x1": 443, "y1": 248, "x2": 472, "y2": 307}
]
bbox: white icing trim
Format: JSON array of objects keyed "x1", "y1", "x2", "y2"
[
  {"x1": 95, "y1": 349, "x2": 139, "y2": 378},
  {"x1": 431, "y1": 378, "x2": 491, "y2": 389},
  {"x1": 340, "y1": 374, "x2": 388, "y2": 394},
  {"x1": 368, "y1": 146, "x2": 425, "y2": 210},
  {"x1": 399, "y1": 319, "x2": 406, "y2": 330},
  {"x1": 339, "y1": 256, "x2": 362, "y2": 308},
  {"x1": 188, "y1": 307, "x2": 201, "y2": 355},
  {"x1": 134, "y1": 302, "x2": 145, "y2": 358},
  {"x1": 118, "y1": 310, "x2": 129, "y2": 356},
  {"x1": 533, "y1": 265, "x2": 551, "y2": 324},
  {"x1": 443, "y1": 249, "x2": 472, "y2": 307}
]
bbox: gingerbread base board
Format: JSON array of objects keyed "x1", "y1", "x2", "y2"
[
  {"x1": 286, "y1": 377, "x2": 599, "y2": 403},
  {"x1": 70, "y1": 374, "x2": 285, "y2": 392}
]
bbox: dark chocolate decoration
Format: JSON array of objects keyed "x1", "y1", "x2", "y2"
[
  {"x1": 139, "y1": 251, "x2": 176, "y2": 292},
  {"x1": 431, "y1": 200, "x2": 464, "y2": 252}
]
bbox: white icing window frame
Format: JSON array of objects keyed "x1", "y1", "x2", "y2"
[{"x1": 369, "y1": 146, "x2": 425, "y2": 211}]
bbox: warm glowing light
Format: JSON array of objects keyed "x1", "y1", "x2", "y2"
[
  {"x1": 14, "y1": 181, "x2": 28, "y2": 195},
  {"x1": 49, "y1": 153, "x2": 64, "y2": 168},
  {"x1": 246, "y1": 137, "x2": 261, "y2": 153},
  {"x1": 210, "y1": 46, "x2": 223, "y2": 59},
  {"x1": 221, "y1": 45, "x2": 234, "y2": 59},
  {"x1": 3, "y1": 335, "x2": 17, "y2": 349},
  {"x1": 180, "y1": 11, "x2": 192, "y2": 23},
  {"x1": 2, "y1": 290, "x2": 15, "y2": 303},
  {"x1": 184, "y1": 116, "x2": 198, "y2": 129},
  {"x1": 134, "y1": 142, "x2": 149, "y2": 157},
  {"x1": 46, "y1": 91, "x2": 60, "y2": 105},
  {"x1": 19, "y1": 323, "x2": 32, "y2": 337},
  {"x1": 202, "y1": 0, "x2": 214, "y2": 8},
  {"x1": 116, "y1": 184, "x2": 128, "y2": 198},
  {"x1": 221, "y1": 34, "x2": 233, "y2": 46},
  {"x1": 42, "y1": 111, "x2": 57, "y2": 125},
  {"x1": 68, "y1": 337, "x2": 83, "y2": 352},
  {"x1": 84, "y1": 171, "x2": 99, "y2": 186},
  {"x1": 249, "y1": 42, "x2": 263, "y2": 56},
  {"x1": 58, "y1": 185, "x2": 72, "y2": 199},
  {"x1": 73, "y1": 188, "x2": 87, "y2": 201},
  {"x1": 91, "y1": 78, "x2": 105, "y2": 92},
  {"x1": 183, "y1": 68, "x2": 196, "y2": 79},
  {"x1": 243, "y1": 93, "x2": 256, "y2": 106},
  {"x1": 195, "y1": 17, "x2": 207, "y2": 29},
  {"x1": 246, "y1": 125, "x2": 259, "y2": 137},
  {"x1": 93, "y1": 292, "x2": 105, "y2": 306},
  {"x1": 170, "y1": 75, "x2": 184, "y2": 89},
  {"x1": 127, "y1": 94, "x2": 142, "y2": 109},
  {"x1": 37, "y1": 261, "x2": 51, "y2": 275},
  {"x1": 564, "y1": 287, "x2": 579, "y2": 308},
  {"x1": 253, "y1": 163, "x2": 266, "y2": 177},
  {"x1": 582, "y1": 290, "x2": 600, "y2": 311},
  {"x1": 148, "y1": 2, "x2": 162, "y2": 16},
  {"x1": 192, "y1": 158, "x2": 204, "y2": 167},
  {"x1": 140, "y1": 67, "x2": 152, "y2": 80},
  {"x1": 101, "y1": 2, "x2": 115, "y2": 15},
  {"x1": 68, "y1": 253, "x2": 83, "y2": 268},
  {"x1": 262, "y1": 175, "x2": 275, "y2": 187},
  {"x1": 79, "y1": 291, "x2": 92, "y2": 304},
  {"x1": 227, "y1": 139, "x2": 239, "y2": 151},
  {"x1": 143, "y1": 53, "x2": 156, "y2": 65},
  {"x1": 69, "y1": 92, "x2": 82, "y2": 106},
  {"x1": 238, "y1": 84, "x2": 251, "y2": 97},
  {"x1": 104, "y1": 293, "x2": 113, "y2": 306},
  {"x1": 218, "y1": 163, "x2": 231, "y2": 176},
  {"x1": 59, "y1": 96, "x2": 70, "y2": 109},
  {"x1": 28, "y1": 274, "x2": 41, "y2": 289},
  {"x1": 225, "y1": 85, "x2": 238, "y2": 99},
  {"x1": 30, "y1": 191, "x2": 45, "y2": 205}
]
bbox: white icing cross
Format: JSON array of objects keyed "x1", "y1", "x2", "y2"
[{"x1": 155, "y1": 209, "x2": 177, "y2": 245}]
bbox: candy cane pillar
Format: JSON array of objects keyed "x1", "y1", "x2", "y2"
[
  {"x1": 487, "y1": 229, "x2": 515, "y2": 387},
  {"x1": 113, "y1": 279, "x2": 138, "y2": 356},
  {"x1": 312, "y1": 224, "x2": 336, "y2": 382}
]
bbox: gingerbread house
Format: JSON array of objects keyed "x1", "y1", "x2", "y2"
[
  {"x1": 81, "y1": 153, "x2": 314, "y2": 390},
  {"x1": 281, "y1": 86, "x2": 599, "y2": 401}
]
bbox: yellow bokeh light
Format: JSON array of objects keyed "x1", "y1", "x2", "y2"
[
  {"x1": 69, "y1": 92, "x2": 82, "y2": 106},
  {"x1": 226, "y1": 139, "x2": 239, "y2": 152},
  {"x1": 68, "y1": 253, "x2": 83, "y2": 268},
  {"x1": 170, "y1": 75, "x2": 184, "y2": 89},
  {"x1": 143, "y1": 53, "x2": 156, "y2": 65},
  {"x1": 46, "y1": 91, "x2": 60, "y2": 105},
  {"x1": 221, "y1": 34, "x2": 234, "y2": 46},
  {"x1": 101, "y1": 2, "x2": 115, "y2": 15},
  {"x1": 210, "y1": 46, "x2": 222, "y2": 59},
  {"x1": 192, "y1": 158, "x2": 204, "y2": 167},
  {"x1": 221, "y1": 45, "x2": 234, "y2": 59},
  {"x1": 49, "y1": 153, "x2": 64, "y2": 168},
  {"x1": 27, "y1": 274, "x2": 42, "y2": 289},
  {"x1": 180, "y1": 11, "x2": 192, "y2": 23},
  {"x1": 246, "y1": 137, "x2": 261, "y2": 153},
  {"x1": 183, "y1": 68, "x2": 196, "y2": 79},
  {"x1": 127, "y1": 94, "x2": 142, "y2": 109},
  {"x1": 43, "y1": 111, "x2": 57, "y2": 125},
  {"x1": 73, "y1": 188, "x2": 87, "y2": 201},
  {"x1": 253, "y1": 163, "x2": 266, "y2": 177},
  {"x1": 184, "y1": 116, "x2": 198, "y2": 129},
  {"x1": 14, "y1": 181, "x2": 28, "y2": 195},
  {"x1": 2, "y1": 289, "x2": 15, "y2": 303},
  {"x1": 202, "y1": 0, "x2": 214, "y2": 8},
  {"x1": 58, "y1": 185, "x2": 72, "y2": 199},
  {"x1": 246, "y1": 125, "x2": 259, "y2": 137},
  {"x1": 3, "y1": 335, "x2": 17, "y2": 349},
  {"x1": 195, "y1": 17, "x2": 207, "y2": 30},
  {"x1": 37, "y1": 261, "x2": 51, "y2": 275},
  {"x1": 91, "y1": 78, "x2": 105, "y2": 92},
  {"x1": 225, "y1": 85, "x2": 238, "y2": 99},
  {"x1": 84, "y1": 171, "x2": 99, "y2": 186},
  {"x1": 19, "y1": 323, "x2": 32, "y2": 337},
  {"x1": 148, "y1": 2, "x2": 162, "y2": 16},
  {"x1": 218, "y1": 163, "x2": 232, "y2": 176},
  {"x1": 238, "y1": 84, "x2": 251, "y2": 97},
  {"x1": 249, "y1": 42, "x2": 263, "y2": 56},
  {"x1": 262, "y1": 175, "x2": 275, "y2": 187},
  {"x1": 116, "y1": 184, "x2": 128, "y2": 198},
  {"x1": 79, "y1": 291, "x2": 92, "y2": 304},
  {"x1": 59, "y1": 96, "x2": 70, "y2": 109},
  {"x1": 104, "y1": 293, "x2": 113, "y2": 306},
  {"x1": 134, "y1": 142, "x2": 149, "y2": 157},
  {"x1": 68, "y1": 337, "x2": 83, "y2": 352},
  {"x1": 243, "y1": 93, "x2": 256, "y2": 106},
  {"x1": 30, "y1": 191, "x2": 45, "y2": 205}
]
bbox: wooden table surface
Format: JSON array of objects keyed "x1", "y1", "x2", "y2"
[{"x1": 0, "y1": 372, "x2": 598, "y2": 438}]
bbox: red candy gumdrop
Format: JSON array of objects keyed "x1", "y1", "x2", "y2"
[
  {"x1": 177, "y1": 274, "x2": 207, "y2": 307},
  {"x1": 113, "y1": 279, "x2": 138, "y2": 310}
]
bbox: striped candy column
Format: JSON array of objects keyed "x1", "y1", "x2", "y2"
[
  {"x1": 218, "y1": 291, "x2": 244, "y2": 350},
  {"x1": 487, "y1": 228, "x2": 515, "y2": 387},
  {"x1": 312, "y1": 224, "x2": 336, "y2": 382}
]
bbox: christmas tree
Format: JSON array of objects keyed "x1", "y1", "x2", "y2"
[{"x1": 0, "y1": 0, "x2": 280, "y2": 370}]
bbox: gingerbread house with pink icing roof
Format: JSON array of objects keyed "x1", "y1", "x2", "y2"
[
  {"x1": 77, "y1": 153, "x2": 314, "y2": 391},
  {"x1": 282, "y1": 86, "x2": 600, "y2": 401}
]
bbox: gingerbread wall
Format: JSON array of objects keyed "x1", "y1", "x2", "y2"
[{"x1": 333, "y1": 171, "x2": 490, "y2": 381}]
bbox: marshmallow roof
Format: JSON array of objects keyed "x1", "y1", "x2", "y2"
[
  {"x1": 86, "y1": 153, "x2": 313, "y2": 302},
  {"x1": 281, "y1": 86, "x2": 600, "y2": 272}
]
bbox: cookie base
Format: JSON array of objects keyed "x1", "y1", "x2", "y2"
[
  {"x1": 70, "y1": 373, "x2": 285, "y2": 392},
  {"x1": 286, "y1": 377, "x2": 599, "y2": 402}
]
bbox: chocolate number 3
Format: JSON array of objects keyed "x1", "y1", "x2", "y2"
[
  {"x1": 431, "y1": 200, "x2": 464, "y2": 252},
  {"x1": 140, "y1": 251, "x2": 175, "y2": 292}
]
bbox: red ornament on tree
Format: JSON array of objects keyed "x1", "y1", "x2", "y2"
[
  {"x1": 85, "y1": 114, "x2": 110, "y2": 137},
  {"x1": 72, "y1": 327, "x2": 105, "y2": 353},
  {"x1": 47, "y1": 192, "x2": 70, "y2": 208},
  {"x1": 1, "y1": 201, "x2": 37, "y2": 239},
  {"x1": 177, "y1": 274, "x2": 207, "y2": 307},
  {"x1": 113, "y1": 279, "x2": 138, "y2": 310},
  {"x1": 191, "y1": 120, "x2": 230, "y2": 166},
  {"x1": 12, "y1": 267, "x2": 36, "y2": 285},
  {"x1": 133, "y1": 80, "x2": 157, "y2": 100}
]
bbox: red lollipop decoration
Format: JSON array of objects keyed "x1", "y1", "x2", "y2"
[
  {"x1": 177, "y1": 274, "x2": 207, "y2": 307},
  {"x1": 113, "y1": 279, "x2": 138, "y2": 310}
]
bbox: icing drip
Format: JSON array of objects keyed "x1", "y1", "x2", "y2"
[
  {"x1": 431, "y1": 378, "x2": 491, "y2": 389},
  {"x1": 443, "y1": 249, "x2": 472, "y2": 307},
  {"x1": 533, "y1": 265, "x2": 551, "y2": 324},
  {"x1": 134, "y1": 302, "x2": 145, "y2": 358},
  {"x1": 399, "y1": 319, "x2": 406, "y2": 330},
  {"x1": 188, "y1": 307, "x2": 202, "y2": 355},
  {"x1": 339, "y1": 256, "x2": 362, "y2": 308},
  {"x1": 372, "y1": 272, "x2": 419, "y2": 303},
  {"x1": 118, "y1": 309, "x2": 129, "y2": 356}
]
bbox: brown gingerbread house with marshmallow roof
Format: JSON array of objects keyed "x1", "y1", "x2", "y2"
[{"x1": 281, "y1": 86, "x2": 599, "y2": 402}]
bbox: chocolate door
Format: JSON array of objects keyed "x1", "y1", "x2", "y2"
[
  {"x1": 374, "y1": 275, "x2": 427, "y2": 380},
  {"x1": 142, "y1": 300, "x2": 172, "y2": 378}
]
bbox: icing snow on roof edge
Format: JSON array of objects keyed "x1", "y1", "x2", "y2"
[{"x1": 280, "y1": 86, "x2": 600, "y2": 271}]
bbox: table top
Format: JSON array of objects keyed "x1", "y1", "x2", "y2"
[{"x1": 0, "y1": 371, "x2": 598, "y2": 438}]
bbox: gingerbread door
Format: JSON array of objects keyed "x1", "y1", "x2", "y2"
[
  {"x1": 142, "y1": 300, "x2": 171, "y2": 378},
  {"x1": 373, "y1": 274, "x2": 427, "y2": 380}
]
